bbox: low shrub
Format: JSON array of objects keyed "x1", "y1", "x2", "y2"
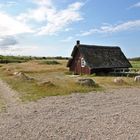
[
  {"x1": 0, "y1": 59, "x2": 26, "y2": 64},
  {"x1": 40, "y1": 60, "x2": 61, "y2": 65}
]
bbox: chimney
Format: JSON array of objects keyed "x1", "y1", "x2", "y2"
[{"x1": 76, "y1": 40, "x2": 80, "y2": 45}]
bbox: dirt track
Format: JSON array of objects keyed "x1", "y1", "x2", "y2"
[{"x1": 0, "y1": 79, "x2": 140, "y2": 140}]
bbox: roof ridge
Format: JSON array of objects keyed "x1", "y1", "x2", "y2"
[{"x1": 79, "y1": 44, "x2": 119, "y2": 48}]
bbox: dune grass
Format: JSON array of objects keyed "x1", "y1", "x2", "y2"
[
  {"x1": 0, "y1": 59, "x2": 139, "y2": 102},
  {"x1": 0, "y1": 60, "x2": 100, "y2": 101},
  {"x1": 0, "y1": 73, "x2": 100, "y2": 102}
]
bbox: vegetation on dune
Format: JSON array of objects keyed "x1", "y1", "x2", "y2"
[
  {"x1": 0, "y1": 60, "x2": 100, "y2": 101},
  {"x1": 129, "y1": 57, "x2": 140, "y2": 61},
  {"x1": 130, "y1": 61, "x2": 140, "y2": 69},
  {"x1": 0, "y1": 55, "x2": 70, "y2": 64},
  {"x1": 129, "y1": 60, "x2": 140, "y2": 74},
  {"x1": 0, "y1": 55, "x2": 32, "y2": 63},
  {"x1": 1, "y1": 76, "x2": 99, "y2": 102},
  {"x1": 0, "y1": 57, "x2": 140, "y2": 102},
  {"x1": 39, "y1": 60, "x2": 61, "y2": 65}
]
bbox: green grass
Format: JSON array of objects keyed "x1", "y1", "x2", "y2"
[
  {"x1": 129, "y1": 60, "x2": 140, "y2": 73},
  {"x1": 130, "y1": 61, "x2": 140, "y2": 69},
  {"x1": 39, "y1": 60, "x2": 61, "y2": 65},
  {"x1": 0, "y1": 55, "x2": 32, "y2": 64},
  {"x1": 0, "y1": 55, "x2": 69, "y2": 64}
]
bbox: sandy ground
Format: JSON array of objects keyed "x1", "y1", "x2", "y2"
[{"x1": 0, "y1": 79, "x2": 140, "y2": 140}]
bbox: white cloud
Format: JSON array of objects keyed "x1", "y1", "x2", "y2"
[
  {"x1": 79, "y1": 20, "x2": 140, "y2": 36},
  {"x1": 0, "y1": 43, "x2": 64, "y2": 57},
  {"x1": 68, "y1": 2, "x2": 84, "y2": 10},
  {"x1": 0, "y1": 12, "x2": 33, "y2": 36},
  {"x1": 38, "y1": 2, "x2": 84, "y2": 35},
  {"x1": 17, "y1": 0, "x2": 55, "y2": 23},
  {"x1": 17, "y1": 1, "x2": 84, "y2": 35},
  {"x1": 17, "y1": 6, "x2": 53, "y2": 23},
  {"x1": 32, "y1": 0, "x2": 53, "y2": 7},
  {"x1": 129, "y1": 2, "x2": 140, "y2": 8},
  {"x1": 0, "y1": 45, "x2": 39, "y2": 56}
]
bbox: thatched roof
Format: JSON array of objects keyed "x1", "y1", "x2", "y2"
[{"x1": 67, "y1": 43, "x2": 132, "y2": 69}]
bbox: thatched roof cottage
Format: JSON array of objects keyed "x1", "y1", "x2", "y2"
[{"x1": 67, "y1": 41, "x2": 132, "y2": 74}]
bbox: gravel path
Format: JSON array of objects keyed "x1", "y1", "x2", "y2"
[
  {"x1": 0, "y1": 79, "x2": 140, "y2": 140},
  {"x1": 0, "y1": 80, "x2": 20, "y2": 108}
]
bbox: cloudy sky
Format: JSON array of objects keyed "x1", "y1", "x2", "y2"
[{"x1": 0, "y1": 0, "x2": 140, "y2": 57}]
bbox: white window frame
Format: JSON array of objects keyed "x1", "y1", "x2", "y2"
[{"x1": 81, "y1": 57, "x2": 86, "y2": 67}]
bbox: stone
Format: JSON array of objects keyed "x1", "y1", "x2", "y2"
[
  {"x1": 134, "y1": 75, "x2": 140, "y2": 82},
  {"x1": 114, "y1": 77, "x2": 124, "y2": 84},
  {"x1": 13, "y1": 72, "x2": 34, "y2": 81},
  {"x1": 77, "y1": 78, "x2": 96, "y2": 86},
  {"x1": 6, "y1": 68, "x2": 10, "y2": 71},
  {"x1": 38, "y1": 81, "x2": 55, "y2": 87}
]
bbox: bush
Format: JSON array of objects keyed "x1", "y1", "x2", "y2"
[
  {"x1": 129, "y1": 57, "x2": 140, "y2": 61},
  {"x1": 0, "y1": 59, "x2": 26, "y2": 64},
  {"x1": 0, "y1": 55, "x2": 32, "y2": 64},
  {"x1": 40, "y1": 60, "x2": 61, "y2": 65}
]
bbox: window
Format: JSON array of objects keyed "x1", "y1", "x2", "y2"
[{"x1": 81, "y1": 57, "x2": 86, "y2": 67}]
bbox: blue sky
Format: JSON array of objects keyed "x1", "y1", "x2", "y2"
[{"x1": 0, "y1": 0, "x2": 140, "y2": 58}]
